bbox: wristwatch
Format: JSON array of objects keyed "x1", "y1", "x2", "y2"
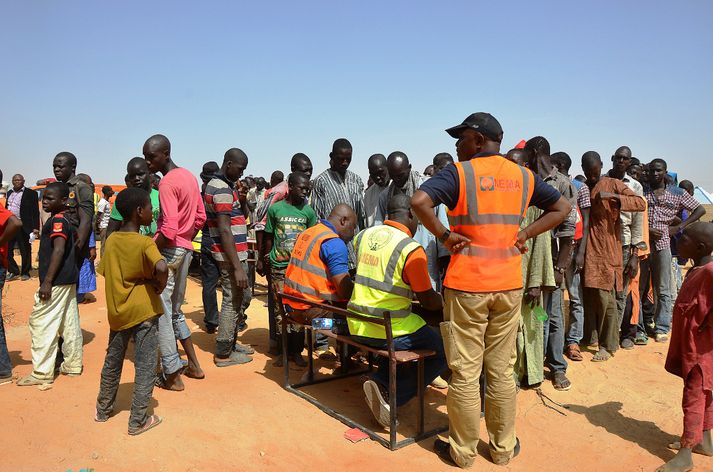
[{"x1": 438, "y1": 229, "x2": 451, "y2": 243}]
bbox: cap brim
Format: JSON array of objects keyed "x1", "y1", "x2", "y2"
[{"x1": 445, "y1": 124, "x2": 467, "y2": 139}]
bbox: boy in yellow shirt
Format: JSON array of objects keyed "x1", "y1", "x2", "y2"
[{"x1": 95, "y1": 188, "x2": 168, "y2": 435}]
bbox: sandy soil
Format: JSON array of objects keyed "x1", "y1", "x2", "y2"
[{"x1": 1, "y1": 255, "x2": 710, "y2": 472}]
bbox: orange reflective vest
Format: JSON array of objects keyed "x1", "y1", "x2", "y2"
[
  {"x1": 283, "y1": 222, "x2": 345, "y2": 310},
  {"x1": 445, "y1": 155, "x2": 535, "y2": 293}
]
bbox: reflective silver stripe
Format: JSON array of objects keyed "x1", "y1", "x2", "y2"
[
  {"x1": 284, "y1": 278, "x2": 340, "y2": 301},
  {"x1": 448, "y1": 162, "x2": 479, "y2": 228},
  {"x1": 458, "y1": 245, "x2": 520, "y2": 259},
  {"x1": 383, "y1": 237, "x2": 415, "y2": 283},
  {"x1": 353, "y1": 234, "x2": 416, "y2": 298},
  {"x1": 449, "y1": 161, "x2": 527, "y2": 227},
  {"x1": 354, "y1": 230, "x2": 365, "y2": 251},
  {"x1": 463, "y1": 161, "x2": 479, "y2": 220},
  {"x1": 353, "y1": 275, "x2": 412, "y2": 298},
  {"x1": 518, "y1": 166, "x2": 530, "y2": 216},
  {"x1": 449, "y1": 213, "x2": 522, "y2": 226},
  {"x1": 347, "y1": 302, "x2": 411, "y2": 319},
  {"x1": 291, "y1": 261, "x2": 328, "y2": 278}
]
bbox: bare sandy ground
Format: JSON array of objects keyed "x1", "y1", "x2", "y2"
[{"x1": 1, "y1": 260, "x2": 709, "y2": 472}]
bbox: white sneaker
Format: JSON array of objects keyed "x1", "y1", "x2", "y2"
[
  {"x1": 430, "y1": 375, "x2": 449, "y2": 389},
  {"x1": 363, "y1": 380, "x2": 390, "y2": 428}
]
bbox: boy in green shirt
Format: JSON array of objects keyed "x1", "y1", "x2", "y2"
[
  {"x1": 107, "y1": 158, "x2": 160, "y2": 238},
  {"x1": 96, "y1": 187, "x2": 168, "y2": 435},
  {"x1": 259, "y1": 172, "x2": 316, "y2": 367}
]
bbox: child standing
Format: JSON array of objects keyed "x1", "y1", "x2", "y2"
[
  {"x1": 95, "y1": 187, "x2": 167, "y2": 435},
  {"x1": 17, "y1": 182, "x2": 83, "y2": 386},
  {"x1": 658, "y1": 222, "x2": 713, "y2": 472}
]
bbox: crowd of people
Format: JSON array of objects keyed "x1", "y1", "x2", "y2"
[{"x1": 0, "y1": 112, "x2": 711, "y2": 471}]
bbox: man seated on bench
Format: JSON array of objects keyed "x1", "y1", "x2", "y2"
[
  {"x1": 347, "y1": 193, "x2": 446, "y2": 428},
  {"x1": 283, "y1": 203, "x2": 357, "y2": 334}
]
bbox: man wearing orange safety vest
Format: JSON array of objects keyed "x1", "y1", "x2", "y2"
[
  {"x1": 283, "y1": 203, "x2": 356, "y2": 327},
  {"x1": 412, "y1": 113, "x2": 571, "y2": 468}
]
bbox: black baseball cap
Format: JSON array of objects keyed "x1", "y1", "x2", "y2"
[{"x1": 446, "y1": 112, "x2": 503, "y2": 142}]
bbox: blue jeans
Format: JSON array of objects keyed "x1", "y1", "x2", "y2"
[
  {"x1": 200, "y1": 243, "x2": 220, "y2": 330},
  {"x1": 638, "y1": 248, "x2": 673, "y2": 335},
  {"x1": 564, "y1": 258, "x2": 584, "y2": 346},
  {"x1": 353, "y1": 325, "x2": 446, "y2": 406},
  {"x1": 543, "y1": 284, "x2": 568, "y2": 374},
  {"x1": 157, "y1": 247, "x2": 192, "y2": 375},
  {"x1": 0, "y1": 265, "x2": 11, "y2": 377}
]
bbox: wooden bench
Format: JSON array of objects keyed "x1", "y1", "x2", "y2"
[{"x1": 278, "y1": 291, "x2": 447, "y2": 450}]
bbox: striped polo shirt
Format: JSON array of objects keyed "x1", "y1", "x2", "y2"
[{"x1": 203, "y1": 174, "x2": 248, "y2": 262}]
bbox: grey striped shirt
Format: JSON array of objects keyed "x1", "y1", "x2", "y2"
[
  {"x1": 311, "y1": 168, "x2": 365, "y2": 268},
  {"x1": 311, "y1": 168, "x2": 365, "y2": 230}
]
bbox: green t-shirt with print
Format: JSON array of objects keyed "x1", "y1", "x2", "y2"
[{"x1": 265, "y1": 199, "x2": 317, "y2": 268}]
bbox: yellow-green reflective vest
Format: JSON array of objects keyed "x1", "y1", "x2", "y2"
[{"x1": 347, "y1": 224, "x2": 426, "y2": 339}]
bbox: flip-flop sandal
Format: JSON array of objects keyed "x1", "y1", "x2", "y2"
[
  {"x1": 128, "y1": 415, "x2": 162, "y2": 436},
  {"x1": 214, "y1": 351, "x2": 252, "y2": 367},
  {"x1": 591, "y1": 351, "x2": 612, "y2": 362},
  {"x1": 233, "y1": 342, "x2": 255, "y2": 355},
  {"x1": 565, "y1": 345, "x2": 583, "y2": 362},
  {"x1": 16, "y1": 375, "x2": 52, "y2": 387},
  {"x1": 553, "y1": 373, "x2": 572, "y2": 391}
]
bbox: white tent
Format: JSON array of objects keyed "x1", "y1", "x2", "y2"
[{"x1": 694, "y1": 186, "x2": 713, "y2": 205}]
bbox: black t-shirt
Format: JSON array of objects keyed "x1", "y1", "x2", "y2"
[{"x1": 39, "y1": 213, "x2": 78, "y2": 286}]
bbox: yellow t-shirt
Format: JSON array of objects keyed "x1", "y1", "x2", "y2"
[{"x1": 98, "y1": 232, "x2": 165, "y2": 331}]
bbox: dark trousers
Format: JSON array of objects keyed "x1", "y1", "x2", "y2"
[
  {"x1": 8, "y1": 229, "x2": 31, "y2": 277},
  {"x1": 620, "y1": 292, "x2": 638, "y2": 341},
  {"x1": 96, "y1": 316, "x2": 159, "y2": 430},
  {"x1": 270, "y1": 266, "x2": 305, "y2": 355},
  {"x1": 583, "y1": 287, "x2": 619, "y2": 353},
  {"x1": 267, "y1": 271, "x2": 277, "y2": 345},
  {"x1": 201, "y1": 243, "x2": 220, "y2": 330},
  {"x1": 0, "y1": 266, "x2": 11, "y2": 377},
  {"x1": 353, "y1": 325, "x2": 446, "y2": 406}
]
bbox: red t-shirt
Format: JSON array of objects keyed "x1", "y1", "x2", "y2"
[{"x1": 0, "y1": 205, "x2": 12, "y2": 269}]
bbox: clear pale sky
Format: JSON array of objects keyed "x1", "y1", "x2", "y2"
[{"x1": 1, "y1": 1, "x2": 712, "y2": 189}]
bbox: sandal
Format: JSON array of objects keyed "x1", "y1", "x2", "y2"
[
  {"x1": 565, "y1": 344, "x2": 583, "y2": 362},
  {"x1": 553, "y1": 372, "x2": 572, "y2": 391},
  {"x1": 591, "y1": 350, "x2": 612, "y2": 362},
  {"x1": 233, "y1": 342, "x2": 255, "y2": 355},
  {"x1": 128, "y1": 415, "x2": 162, "y2": 436},
  {"x1": 16, "y1": 374, "x2": 52, "y2": 387}
]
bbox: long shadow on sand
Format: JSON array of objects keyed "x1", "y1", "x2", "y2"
[
  {"x1": 82, "y1": 328, "x2": 96, "y2": 347},
  {"x1": 8, "y1": 350, "x2": 31, "y2": 366},
  {"x1": 567, "y1": 401, "x2": 677, "y2": 462}
]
